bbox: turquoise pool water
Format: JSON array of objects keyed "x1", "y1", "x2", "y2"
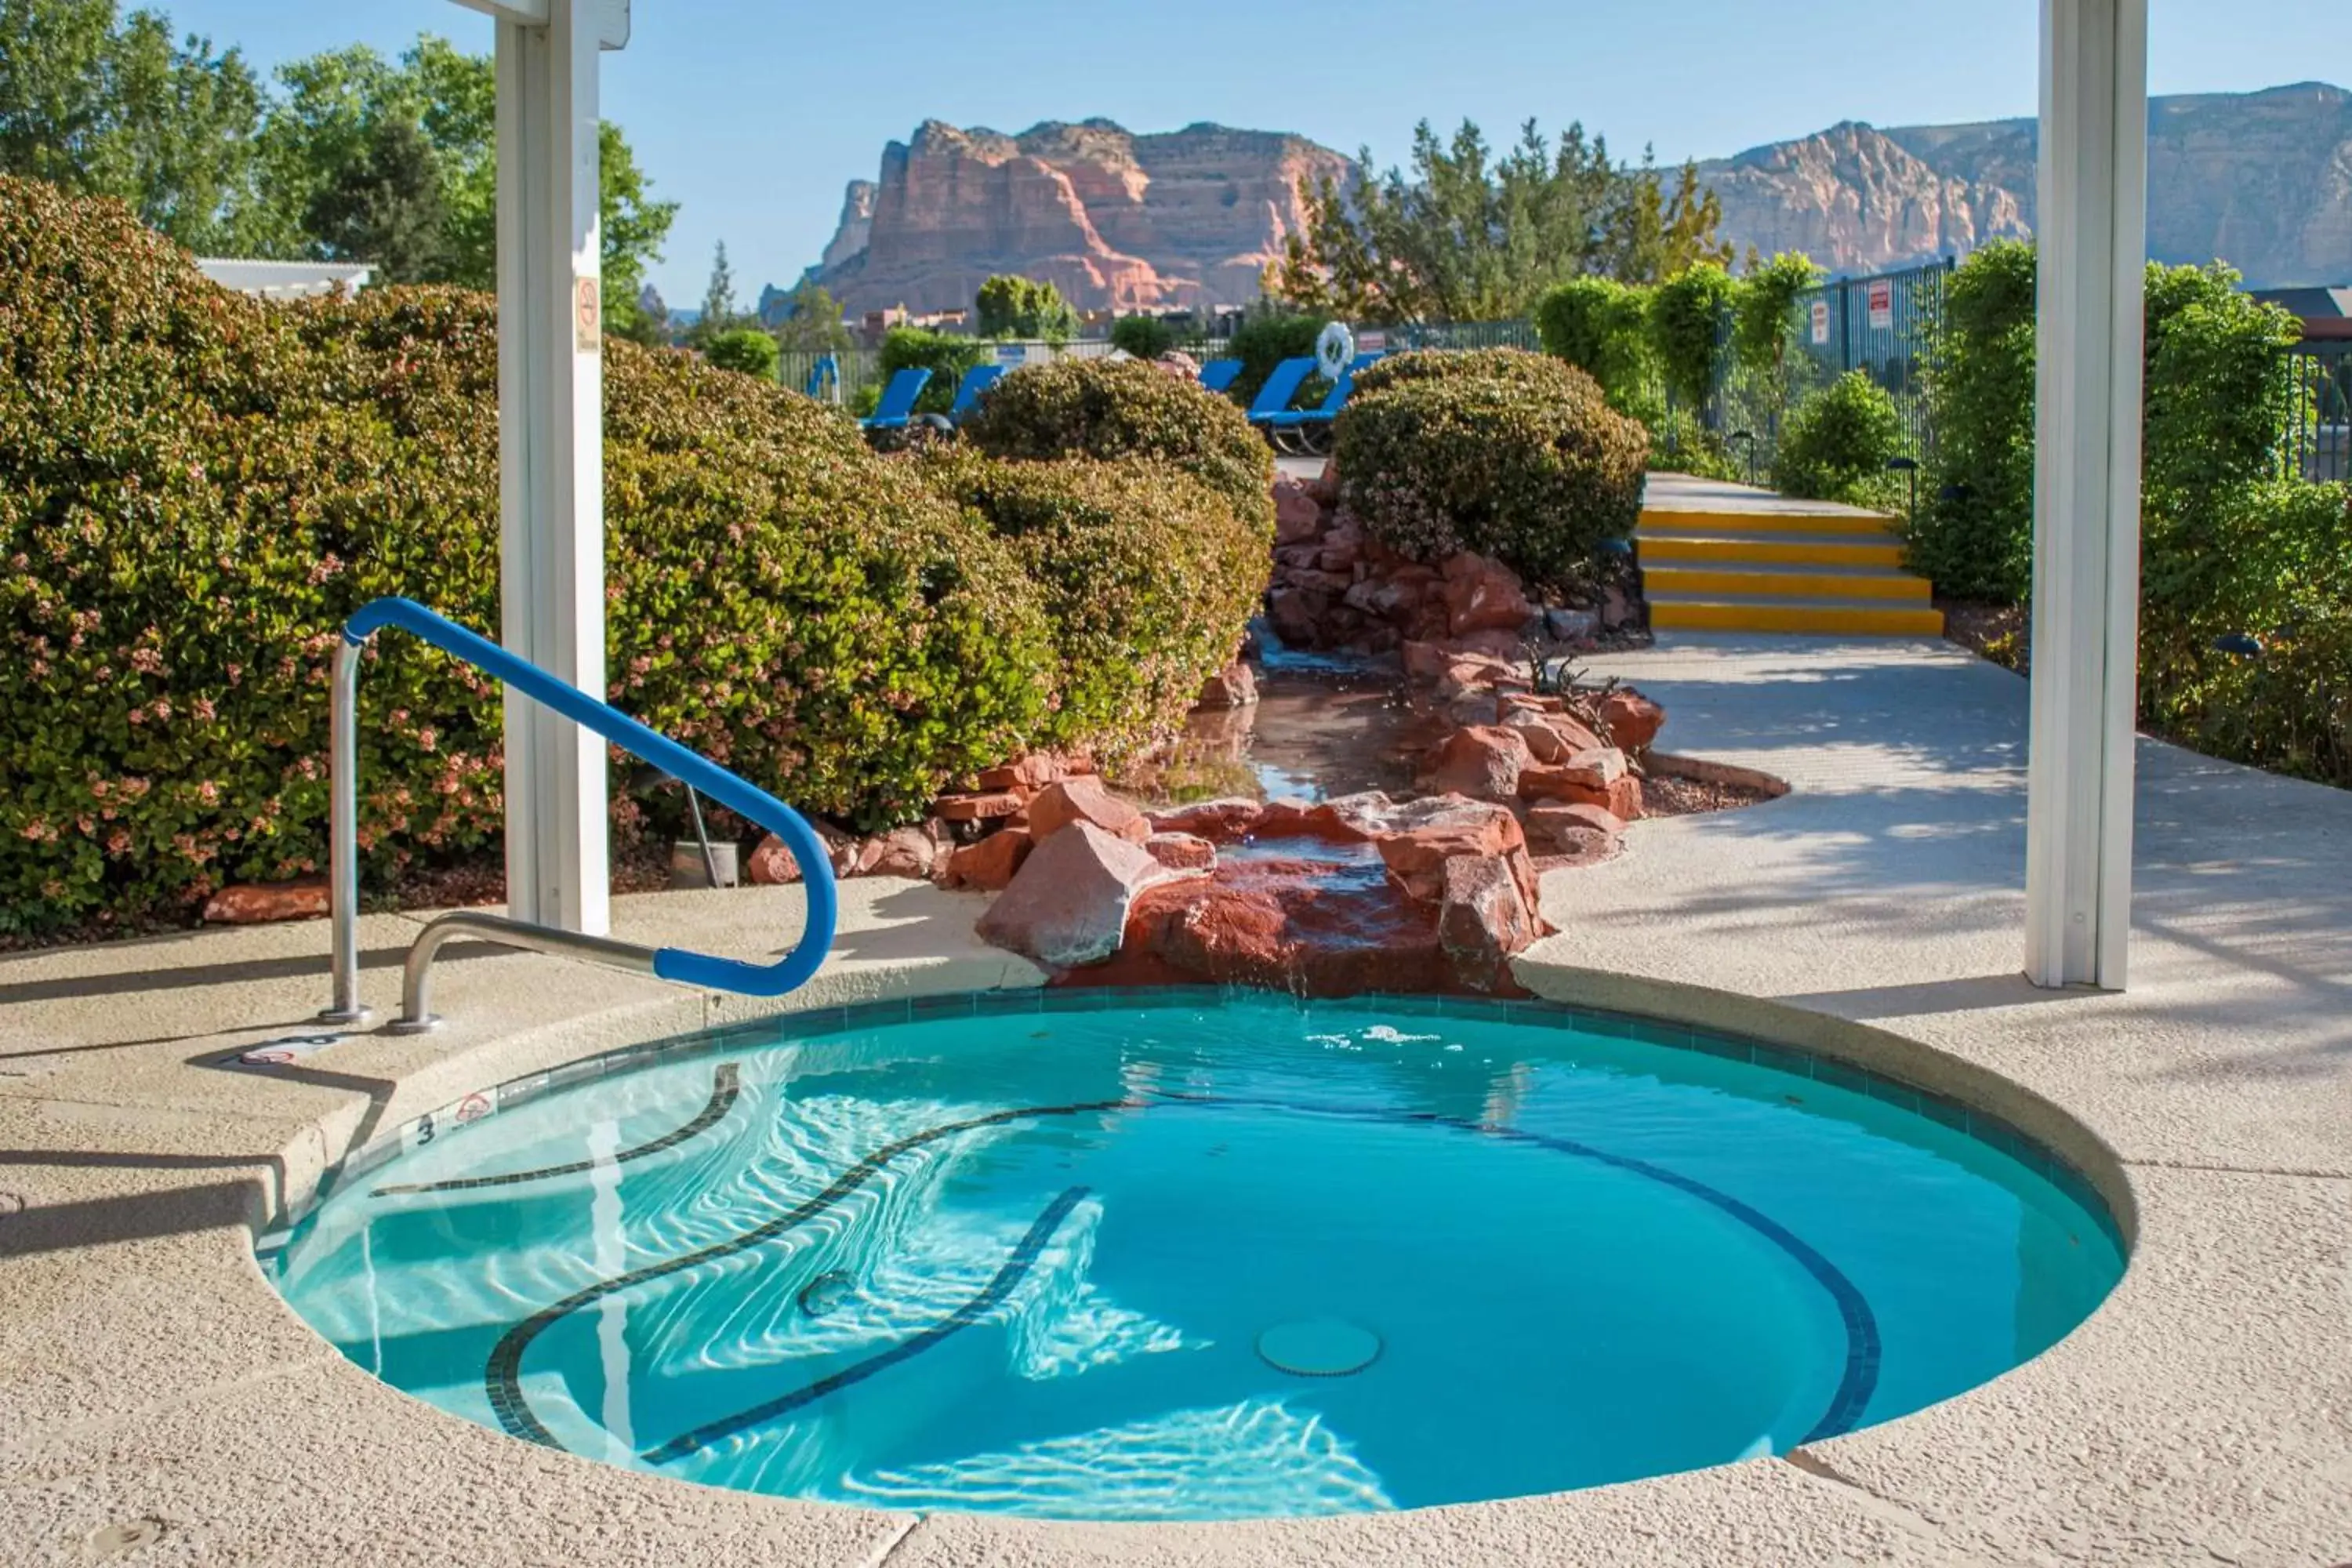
[{"x1": 267, "y1": 990, "x2": 2125, "y2": 1521}]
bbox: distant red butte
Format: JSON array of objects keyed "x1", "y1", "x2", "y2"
[{"x1": 808, "y1": 118, "x2": 1356, "y2": 318}]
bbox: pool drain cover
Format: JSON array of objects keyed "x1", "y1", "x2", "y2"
[{"x1": 1256, "y1": 1317, "x2": 1382, "y2": 1377}]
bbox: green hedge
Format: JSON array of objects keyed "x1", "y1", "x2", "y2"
[
  {"x1": 1772, "y1": 371, "x2": 1907, "y2": 511},
  {"x1": 1333, "y1": 349, "x2": 1648, "y2": 589},
  {"x1": 1533, "y1": 275, "x2": 1655, "y2": 414},
  {"x1": 1909, "y1": 238, "x2": 2352, "y2": 788},
  {"x1": 959, "y1": 355, "x2": 1275, "y2": 528},
  {"x1": 0, "y1": 178, "x2": 1278, "y2": 934},
  {"x1": 920, "y1": 450, "x2": 1269, "y2": 761}
]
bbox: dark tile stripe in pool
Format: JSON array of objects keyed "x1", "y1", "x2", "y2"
[
  {"x1": 638, "y1": 1185, "x2": 1091, "y2": 1465},
  {"x1": 371, "y1": 1063, "x2": 742, "y2": 1197},
  {"x1": 481, "y1": 1098, "x2": 1139, "y2": 1450},
  {"x1": 485, "y1": 1093, "x2": 1881, "y2": 1464}
]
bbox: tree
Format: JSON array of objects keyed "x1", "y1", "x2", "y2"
[
  {"x1": 771, "y1": 278, "x2": 852, "y2": 354},
  {"x1": 301, "y1": 112, "x2": 444, "y2": 281},
  {"x1": 975, "y1": 274, "x2": 1077, "y2": 344},
  {"x1": 1267, "y1": 118, "x2": 1713, "y2": 323},
  {"x1": 1599, "y1": 151, "x2": 1732, "y2": 285},
  {"x1": 698, "y1": 238, "x2": 738, "y2": 336},
  {"x1": 237, "y1": 31, "x2": 671, "y2": 294},
  {"x1": 0, "y1": 0, "x2": 265, "y2": 252}
]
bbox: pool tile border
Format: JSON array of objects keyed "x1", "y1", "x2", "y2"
[{"x1": 273, "y1": 984, "x2": 2125, "y2": 1250}]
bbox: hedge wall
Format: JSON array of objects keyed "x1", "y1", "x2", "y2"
[{"x1": 0, "y1": 179, "x2": 1262, "y2": 935}]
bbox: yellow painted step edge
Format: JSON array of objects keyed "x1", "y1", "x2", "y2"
[
  {"x1": 1650, "y1": 601, "x2": 1947, "y2": 636},
  {"x1": 1638, "y1": 508, "x2": 1896, "y2": 536},
  {"x1": 1639, "y1": 536, "x2": 1907, "y2": 568},
  {"x1": 1642, "y1": 566, "x2": 1933, "y2": 602}
]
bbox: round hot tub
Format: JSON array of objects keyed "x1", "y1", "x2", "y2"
[{"x1": 266, "y1": 989, "x2": 2124, "y2": 1521}]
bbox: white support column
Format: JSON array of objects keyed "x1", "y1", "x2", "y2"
[
  {"x1": 495, "y1": 0, "x2": 608, "y2": 935},
  {"x1": 2025, "y1": 0, "x2": 2148, "y2": 990}
]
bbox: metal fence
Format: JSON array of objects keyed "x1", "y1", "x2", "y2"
[
  {"x1": 2285, "y1": 339, "x2": 2351, "y2": 484},
  {"x1": 779, "y1": 289, "x2": 2344, "y2": 488}
]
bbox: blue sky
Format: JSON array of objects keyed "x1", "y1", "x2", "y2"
[{"x1": 166, "y1": 0, "x2": 2344, "y2": 302}]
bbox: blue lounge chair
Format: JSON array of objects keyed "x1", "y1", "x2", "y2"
[
  {"x1": 1198, "y1": 358, "x2": 1244, "y2": 394},
  {"x1": 945, "y1": 363, "x2": 1006, "y2": 424},
  {"x1": 1243, "y1": 358, "x2": 1319, "y2": 447},
  {"x1": 1259, "y1": 353, "x2": 1381, "y2": 455},
  {"x1": 861, "y1": 368, "x2": 933, "y2": 433}
]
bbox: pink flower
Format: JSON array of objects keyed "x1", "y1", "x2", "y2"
[
  {"x1": 129, "y1": 648, "x2": 164, "y2": 674},
  {"x1": 106, "y1": 830, "x2": 130, "y2": 855},
  {"x1": 193, "y1": 697, "x2": 216, "y2": 722}
]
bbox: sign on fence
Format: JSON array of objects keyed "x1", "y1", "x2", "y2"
[
  {"x1": 1810, "y1": 300, "x2": 1831, "y2": 346},
  {"x1": 1358, "y1": 329, "x2": 1388, "y2": 354},
  {"x1": 995, "y1": 341, "x2": 1029, "y2": 367},
  {"x1": 1867, "y1": 280, "x2": 1895, "y2": 331}
]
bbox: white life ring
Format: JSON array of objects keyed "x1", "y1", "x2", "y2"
[{"x1": 1316, "y1": 321, "x2": 1356, "y2": 381}]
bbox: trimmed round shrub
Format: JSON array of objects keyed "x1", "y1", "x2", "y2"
[
  {"x1": 1333, "y1": 349, "x2": 1650, "y2": 588},
  {"x1": 701, "y1": 327, "x2": 780, "y2": 380},
  {"x1": 920, "y1": 449, "x2": 1270, "y2": 762},
  {"x1": 0, "y1": 178, "x2": 1054, "y2": 935},
  {"x1": 959, "y1": 355, "x2": 1275, "y2": 528},
  {"x1": 1772, "y1": 371, "x2": 1907, "y2": 511}
]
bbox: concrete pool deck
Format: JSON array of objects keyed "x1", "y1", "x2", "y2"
[{"x1": 2, "y1": 633, "x2": 2348, "y2": 1566}]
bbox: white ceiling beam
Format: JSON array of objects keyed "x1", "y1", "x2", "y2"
[{"x1": 449, "y1": 0, "x2": 628, "y2": 49}]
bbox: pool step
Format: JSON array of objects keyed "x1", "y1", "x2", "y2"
[{"x1": 1646, "y1": 592, "x2": 1947, "y2": 637}]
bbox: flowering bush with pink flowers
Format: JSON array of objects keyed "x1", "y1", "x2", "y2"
[{"x1": 1, "y1": 180, "x2": 1074, "y2": 935}]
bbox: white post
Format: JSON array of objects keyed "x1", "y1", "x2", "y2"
[
  {"x1": 495, "y1": 0, "x2": 608, "y2": 935},
  {"x1": 2025, "y1": 0, "x2": 2147, "y2": 990}
]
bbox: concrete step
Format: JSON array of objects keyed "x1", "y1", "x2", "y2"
[
  {"x1": 1638, "y1": 507, "x2": 1897, "y2": 538},
  {"x1": 1641, "y1": 561, "x2": 1934, "y2": 603},
  {"x1": 1636, "y1": 531, "x2": 1907, "y2": 568},
  {"x1": 1648, "y1": 592, "x2": 1947, "y2": 637}
]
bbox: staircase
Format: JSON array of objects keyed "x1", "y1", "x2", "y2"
[{"x1": 1637, "y1": 475, "x2": 1944, "y2": 637}]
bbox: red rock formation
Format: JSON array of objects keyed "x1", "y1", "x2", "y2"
[{"x1": 814, "y1": 119, "x2": 1354, "y2": 315}]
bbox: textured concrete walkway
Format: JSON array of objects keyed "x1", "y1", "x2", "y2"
[
  {"x1": 1, "y1": 634, "x2": 2347, "y2": 1566},
  {"x1": 1520, "y1": 632, "x2": 2352, "y2": 1567}
]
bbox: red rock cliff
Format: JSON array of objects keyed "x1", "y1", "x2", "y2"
[{"x1": 813, "y1": 118, "x2": 1354, "y2": 316}]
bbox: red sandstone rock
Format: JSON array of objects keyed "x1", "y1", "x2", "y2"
[
  {"x1": 935, "y1": 789, "x2": 1024, "y2": 822},
  {"x1": 1419, "y1": 725, "x2": 1533, "y2": 802},
  {"x1": 1598, "y1": 690, "x2": 1666, "y2": 752},
  {"x1": 944, "y1": 827, "x2": 1033, "y2": 891},
  {"x1": 1144, "y1": 832, "x2": 1218, "y2": 873},
  {"x1": 1265, "y1": 586, "x2": 1325, "y2": 648},
  {"x1": 1370, "y1": 796, "x2": 1527, "y2": 905},
  {"x1": 1195, "y1": 660, "x2": 1258, "y2": 710},
  {"x1": 1437, "y1": 853, "x2": 1540, "y2": 993},
  {"x1": 1401, "y1": 640, "x2": 1451, "y2": 684},
  {"x1": 1116, "y1": 855, "x2": 1453, "y2": 996},
  {"x1": 1308, "y1": 459, "x2": 1340, "y2": 506},
  {"x1": 855, "y1": 827, "x2": 937, "y2": 880},
  {"x1": 201, "y1": 877, "x2": 328, "y2": 924},
  {"x1": 1029, "y1": 775, "x2": 1152, "y2": 844},
  {"x1": 1504, "y1": 710, "x2": 1607, "y2": 764},
  {"x1": 1273, "y1": 479, "x2": 1325, "y2": 545},
  {"x1": 976, "y1": 822, "x2": 1199, "y2": 969},
  {"x1": 1302, "y1": 791, "x2": 1396, "y2": 842},
  {"x1": 1530, "y1": 801, "x2": 1628, "y2": 842},
  {"x1": 1440, "y1": 553, "x2": 1536, "y2": 637},
  {"x1": 978, "y1": 754, "x2": 1068, "y2": 793},
  {"x1": 1146, "y1": 797, "x2": 1265, "y2": 842},
  {"x1": 1317, "y1": 523, "x2": 1364, "y2": 574},
  {"x1": 1254, "y1": 797, "x2": 1322, "y2": 837},
  {"x1": 746, "y1": 833, "x2": 805, "y2": 886},
  {"x1": 1530, "y1": 829, "x2": 1620, "y2": 873}
]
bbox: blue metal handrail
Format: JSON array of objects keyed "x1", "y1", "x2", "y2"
[{"x1": 320, "y1": 597, "x2": 838, "y2": 1031}]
